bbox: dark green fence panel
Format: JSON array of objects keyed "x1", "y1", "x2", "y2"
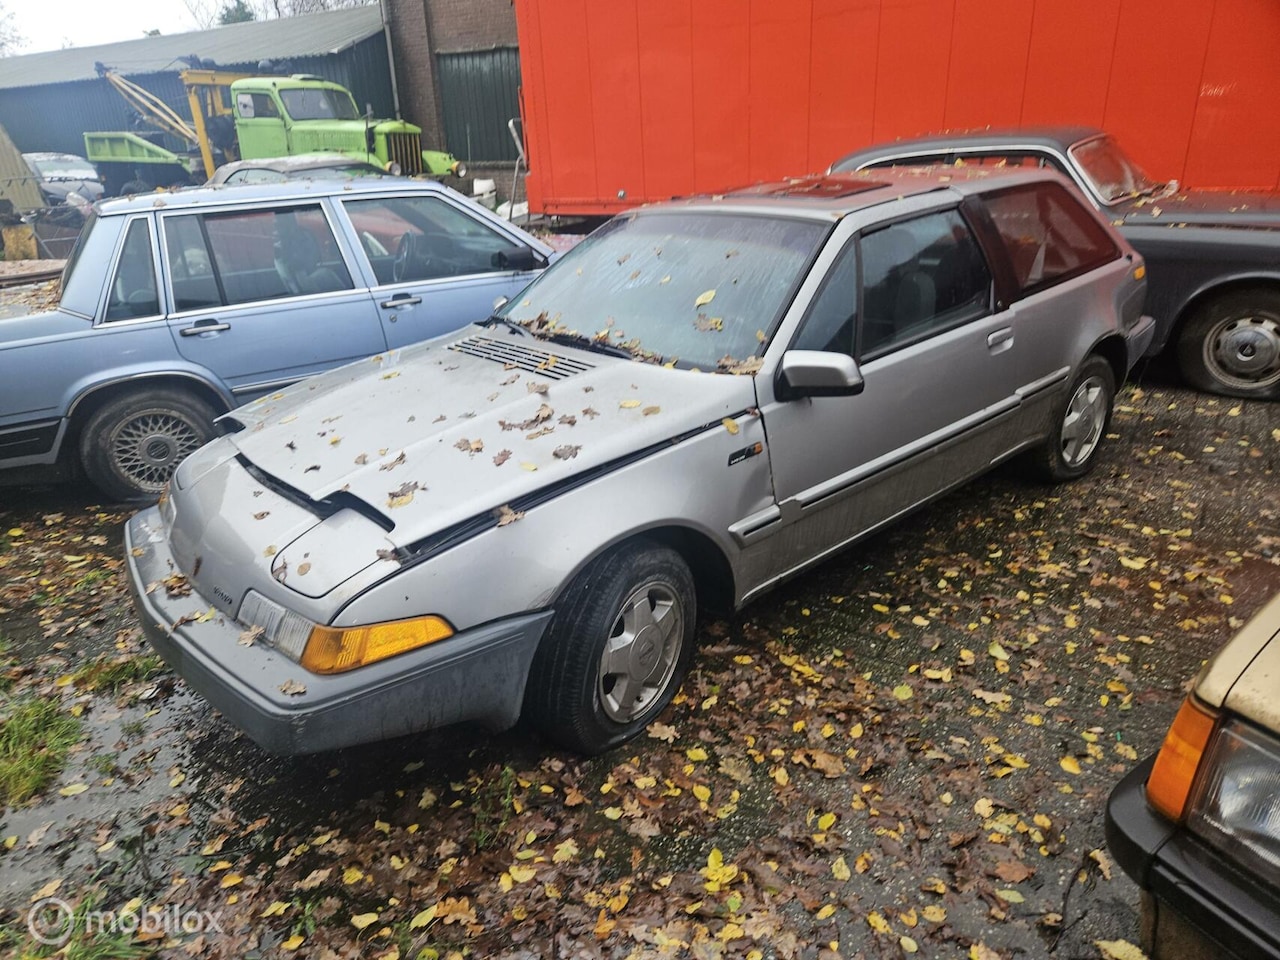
[{"x1": 437, "y1": 48, "x2": 520, "y2": 163}]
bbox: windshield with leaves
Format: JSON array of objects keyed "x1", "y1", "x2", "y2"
[
  {"x1": 1069, "y1": 136, "x2": 1161, "y2": 205},
  {"x1": 499, "y1": 211, "x2": 828, "y2": 370},
  {"x1": 279, "y1": 88, "x2": 360, "y2": 121}
]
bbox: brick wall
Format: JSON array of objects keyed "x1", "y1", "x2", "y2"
[
  {"x1": 426, "y1": 0, "x2": 517, "y2": 53},
  {"x1": 383, "y1": 0, "x2": 517, "y2": 153}
]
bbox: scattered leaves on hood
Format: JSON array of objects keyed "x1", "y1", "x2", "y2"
[
  {"x1": 278, "y1": 679, "x2": 307, "y2": 697},
  {"x1": 379, "y1": 451, "x2": 407, "y2": 471},
  {"x1": 297, "y1": 562, "x2": 311, "y2": 576},
  {"x1": 527, "y1": 381, "x2": 549, "y2": 395},
  {"x1": 238, "y1": 625, "x2": 264, "y2": 647},
  {"x1": 616, "y1": 253, "x2": 631, "y2": 265},
  {"x1": 387, "y1": 481, "x2": 420, "y2": 509},
  {"x1": 493, "y1": 449, "x2": 512, "y2": 467},
  {"x1": 619, "y1": 399, "x2": 641, "y2": 409},
  {"x1": 694, "y1": 288, "x2": 716, "y2": 308},
  {"x1": 553, "y1": 444, "x2": 581, "y2": 460},
  {"x1": 582, "y1": 407, "x2": 600, "y2": 419},
  {"x1": 433, "y1": 414, "x2": 447, "y2": 423},
  {"x1": 695, "y1": 316, "x2": 724, "y2": 332},
  {"x1": 519, "y1": 462, "x2": 537, "y2": 471},
  {"x1": 454, "y1": 437, "x2": 484, "y2": 455},
  {"x1": 659, "y1": 274, "x2": 671, "y2": 284},
  {"x1": 722, "y1": 417, "x2": 740, "y2": 435},
  {"x1": 526, "y1": 426, "x2": 555, "y2": 440},
  {"x1": 253, "y1": 511, "x2": 269, "y2": 521},
  {"x1": 501, "y1": 373, "x2": 520, "y2": 386},
  {"x1": 501, "y1": 403, "x2": 555, "y2": 432},
  {"x1": 304, "y1": 464, "x2": 320, "y2": 473},
  {"x1": 558, "y1": 414, "x2": 577, "y2": 427},
  {"x1": 643, "y1": 406, "x2": 660, "y2": 416},
  {"x1": 495, "y1": 505, "x2": 525, "y2": 526},
  {"x1": 354, "y1": 453, "x2": 368, "y2": 465},
  {"x1": 380, "y1": 370, "x2": 400, "y2": 380}
]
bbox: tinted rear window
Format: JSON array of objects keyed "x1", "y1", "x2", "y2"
[{"x1": 982, "y1": 183, "x2": 1119, "y2": 295}]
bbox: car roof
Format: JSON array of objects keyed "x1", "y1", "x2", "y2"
[
  {"x1": 830, "y1": 126, "x2": 1105, "y2": 171},
  {"x1": 96, "y1": 176, "x2": 448, "y2": 215},
  {"x1": 23, "y1": 152, "x2": 91, "y2": 162},
  {"x1": 214, "y1": 153, "x2": 387, "y2": 176},
  {"x1": 642, "y1": 165, "x2": 1077, "y2": 221}
]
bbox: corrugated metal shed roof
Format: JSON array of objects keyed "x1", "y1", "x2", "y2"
[{"x1": 0, "y1": 5, "x2": 385, "y2": 91}]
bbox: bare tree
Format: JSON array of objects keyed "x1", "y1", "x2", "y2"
[{"x1": 0, "y1": 2, "x2": 26, "y2": 57}]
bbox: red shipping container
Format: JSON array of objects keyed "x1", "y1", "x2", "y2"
[{"x1": 514, "y1": 0, "x2": 1280, "y2": 215}]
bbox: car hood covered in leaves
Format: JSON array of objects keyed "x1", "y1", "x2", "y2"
[
  {"x1": 219, "y1": 328, "x2": 758, "y2": 549},
  {"x1": 1117, "y1": 188, "x2": 1280, "y2": 228}
]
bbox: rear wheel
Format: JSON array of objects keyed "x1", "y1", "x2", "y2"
[
  {"x1": 79, "y1": 388, "x2": 216, "y2": 502},
  {"x1": 1176, "y1": 288, "x2": 1280, "y2": 399},
  {"x1": 524, "y1": 541, "x2": 696, "y2": 755},
  {"x1": 1029, "y1": 355, "x2": 1115, "y2": 482}
]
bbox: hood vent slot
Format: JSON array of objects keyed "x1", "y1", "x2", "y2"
[{"x1": 449, "y1": 335, "x2": 595, "y2": 380}]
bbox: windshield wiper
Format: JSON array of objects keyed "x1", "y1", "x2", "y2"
[
  {"x1": 542, "y1": 331, "x2": 635, "y2": 360},
  {"x1": 476, "y1": 314, "x2": 531, "y2": 337}
]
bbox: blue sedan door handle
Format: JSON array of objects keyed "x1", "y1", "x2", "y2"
[
  {"x1": 380, "y1": 294, "x2": 422, "y2": 309},
  {"x1": 987, "y1": 327, "x2": 1014, "y2": 351},
  {"x1": 180, "y1": 319, "x2": 231, "y2": 337}
]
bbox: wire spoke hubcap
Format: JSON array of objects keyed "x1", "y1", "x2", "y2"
[
  {"x1": 1205, "y1": 314, "x2": 1280, "y2": 389},
  {"x1": 111, "y1": 412, "x2": 203, "y2": 492},
  {"x1": 599, "y1": 581, "x2": 683, "y2": 723},
  {"x1": 1060, "y1": 376, "x2": 1107, "y2": 467}
]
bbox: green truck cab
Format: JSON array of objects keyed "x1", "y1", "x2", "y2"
[{"x1": 85, "y1": 71, "x2": 464, "y2": 194}]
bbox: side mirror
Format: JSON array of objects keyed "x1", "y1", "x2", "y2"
[
  {"x1": 491, "y1": 247, "x2": 542, "y2": 271},
  {"x1": 776, "y1": 350, "x2": 864, "y2": 400}
]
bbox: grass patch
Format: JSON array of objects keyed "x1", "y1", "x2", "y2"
[
  {"x1": 0, "y1": 891, "x2": 153, "y2": 959},
  {"x1": 0, "y1": 697, "x2": 83, "y2": 806},
  {"x1": 71, "y1": 655, "x2": 166, "y2": 693}
]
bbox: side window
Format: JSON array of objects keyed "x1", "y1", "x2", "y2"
[
  {"x1": 793, "y1": 242, "x2": 857, "y2": 354},
  {"x1": 983, "y1": 183, "x2": 1119, "y2": 294},
  {"x1": 104, "y1": 219, "x2": 159, "y2": 321},
  {"x1": 342, "y1": 195, "x2": 521, "y2": 285},
  {"x1": 165, "y1": 205, "x2": 352, "y2": 309},
  {"x1": 859, "y1": 209, "x2": 992, "y2": 357},
  {"x1": 236, "y1": 92, "x2": 278, "y2": 119}
]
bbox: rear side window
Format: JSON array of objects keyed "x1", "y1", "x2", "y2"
[
  {"x1": 982, "y1": 183, "x2": 1119, "y2": 295},
  {"x1": 104, "y1": 219, "x2": 159, "y2": 321},
  {"x1": 164, "y1": 205, "x2": 352, "y2": 310}
]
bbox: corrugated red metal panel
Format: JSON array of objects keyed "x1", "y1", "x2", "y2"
[
  {"x1": 514, "y1": 0, "x2": 1280, "y2": 215},
  {"x1": 1183, "y1": 0, "x2": 1280, "y2": 190}
]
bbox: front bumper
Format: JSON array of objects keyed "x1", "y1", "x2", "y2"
[
  {"x1": 1125, "y1": 314, "x2": 1157, "y2": 372},
  {"x1": 1106, "y1": 755, "x2": 1280, "y2": 960},
  {"x1": 125, "y1": 508, "x2": 553, "y2": 755}
]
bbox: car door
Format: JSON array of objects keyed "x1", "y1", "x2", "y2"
[
  {"x1": 337, "y1": 192, "x2": 544, "y2": 350},
  {"x1": 162, "y1": 201, "x2": 386, "y2": 402},
  {"x1": 755, "y1": 206, "x2": 1027, "y2": 578}
]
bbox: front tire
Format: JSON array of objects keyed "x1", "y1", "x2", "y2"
[
  {"x1": 524, "y1": 541, "x2": 696, "y2": 755},
  {"x1": 1029, "y1": 355, "x2": 1115, "y2": 482},
  {"x1": 79, "y1": 389, "x2": 216, "y2": 502},
  {"x1": 1175, "y1": 288, "x2": 1280, "y2": 400}
]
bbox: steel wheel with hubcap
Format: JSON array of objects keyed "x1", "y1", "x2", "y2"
[
  {"x1": 1030, "y1": 355, "x2": 1115, "y2": 482},
  {"x1": 1177, "y1": 288, "x2": 1280, "y2": 400},
  {"x1": 525, "y1": 540, "x2": 696, "y2": 754},
  {"x1": 79, "y1": 388, "x2": 217, "y2": 502}
]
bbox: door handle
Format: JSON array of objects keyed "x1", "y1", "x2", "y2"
[
  {"x1": 180, "y1": 321, "x2": 231, "y2": 337},
  {"x1": 380, "y1": 295, "x2": 422, "y2": 309},
  {"x1": 986, "y1": 328, "x2": 1014, "y2": 350}
]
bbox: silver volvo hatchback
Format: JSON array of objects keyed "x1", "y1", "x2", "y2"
[{"x1": 125, "y1": 167, "x2": 1155, "y2": 755}]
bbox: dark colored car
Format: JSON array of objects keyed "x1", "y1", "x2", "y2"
[
  {"x1": 22, "y1": 152, "x2": 105, "y2": 206},
  {"x1": 1106, "y1": 591, "x2": 1280, "y2": 960},
  {"x1": 831, "y1": 128, "x2": 1280, "y2": 400}
]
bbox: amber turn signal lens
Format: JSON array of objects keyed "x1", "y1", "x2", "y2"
[
  {"x1": 300, "y1": 616, "x2": 453, "y2": 675},
  {"x1": 1146, "y1": 696, "x2": 1216, "y2": 822},
  {"x1": 1134, "y1": 265, "x2": 1147, "y2": 280}
]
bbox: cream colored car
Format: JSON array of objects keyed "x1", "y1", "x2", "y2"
[{"x1": 1106, "y1": 591, "x2": 1280, "y2": 959}]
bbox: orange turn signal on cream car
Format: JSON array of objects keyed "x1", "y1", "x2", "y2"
[
  {"x1": 300, "y1": 616, "x2": 454, "y2": 674},
  {"x1": 1146, "y1": 695, "x2": 1217, "y2": 821},
  {"x1": 1133, "y1": 264, "x2": 1146, "y2": 280}
]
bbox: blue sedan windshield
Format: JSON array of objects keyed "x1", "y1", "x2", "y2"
[{"x1": 500, "y1": 211, "x2": 827, "y2": 370}]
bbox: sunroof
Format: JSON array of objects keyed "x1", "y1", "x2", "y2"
[{"x1": 726, "y1": 175, "x2": 890, "y2": 199}]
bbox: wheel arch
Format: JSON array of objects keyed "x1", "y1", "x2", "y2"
[
  {"x1": 553, "y1": 523, "x2": 738, "y2": 620},
  {"x1": 66, "y1": 373, "x2": 232, "y2": 444},
  {"x1": 1087, "y1": 333, "x2": 1128, "y2": 388},
  {"x1": 1169, "y1": 276, "x2": 1280, "y2": 345}
]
